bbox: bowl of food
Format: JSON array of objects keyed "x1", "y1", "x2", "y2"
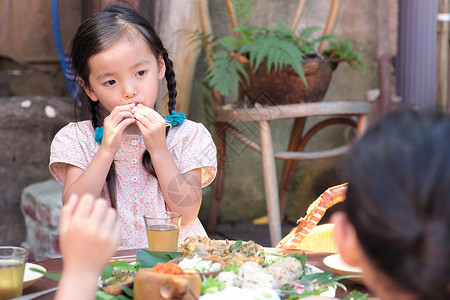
[{"x1": 170, "y1": 255, "x2": 225, "y2": 278}]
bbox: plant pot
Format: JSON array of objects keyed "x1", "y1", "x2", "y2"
[{"x1": 239, "y1": 54, "x2": 339, "y2": 106}]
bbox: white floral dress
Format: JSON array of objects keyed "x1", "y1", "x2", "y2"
[{"x1": 49, "y1": 120, "x2": 217, "y2": 249}]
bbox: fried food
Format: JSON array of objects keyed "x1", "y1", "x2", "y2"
[{"x1": 181, "y1": 236, "x2": 265, "y2": 265}]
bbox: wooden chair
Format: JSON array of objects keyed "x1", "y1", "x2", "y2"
[{"x1": 199, "y1": 0, "x2": 370, "y2": 246}]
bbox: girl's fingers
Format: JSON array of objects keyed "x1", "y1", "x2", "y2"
[{"x1": 133, "y1": 104, "x2": 165, "y2": 123}]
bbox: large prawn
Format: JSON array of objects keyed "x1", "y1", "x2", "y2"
[{"x1": 276, "y1": 183, "x2": 348, "y2": 249}]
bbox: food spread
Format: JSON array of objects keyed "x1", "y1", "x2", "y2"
[{"x1": 96, "y1": 236, "x2": 358, "y2": 299}]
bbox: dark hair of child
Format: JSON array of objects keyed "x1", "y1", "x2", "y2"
[
  {"x1": 69, "y1": 3, "x2": 177, "y2": 208},
  {"x1": 344, "y1": 109, "x2": 450, "y2": 300}
]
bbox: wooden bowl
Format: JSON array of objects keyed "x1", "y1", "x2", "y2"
[{"x1": 170, "y1": 256, "x2": 225, "y2": 278}]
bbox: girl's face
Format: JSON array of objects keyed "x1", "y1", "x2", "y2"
[{"x1": 82, "y1": 35, "x2": 165, "y2": 113}]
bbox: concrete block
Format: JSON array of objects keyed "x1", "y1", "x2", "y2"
[{"x1": 21, "y1": 178, "x2": 63, "y2": 261}]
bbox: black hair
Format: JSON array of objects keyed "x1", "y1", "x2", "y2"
[
  {"x1": 70, "y1": 2, "x2": 177, "y2": 208},
  {"x1": 343, "y1": 109, "x2": 450, "y2": 300}
]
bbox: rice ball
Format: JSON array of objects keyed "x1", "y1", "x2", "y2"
[
  {"x1": 217, "y1": 271, "x2": 240, "y2": 287},
  {"x1": 265, "y1": 257, "x2": 303, "y2": 287}
]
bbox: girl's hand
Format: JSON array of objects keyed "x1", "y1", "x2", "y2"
[
  {"x1": 101, "y1": 103, "x2": 136, "y2": 154},
  {"x1": 133, "y1": 103, "x2": 167, "y2": 152},
  {"x1": 59, "y1": 194, "x2": 121, "y2": 277}
]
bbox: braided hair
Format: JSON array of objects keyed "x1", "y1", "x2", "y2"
[
  {"x1": 70, "y1": 3, "x2": 177, "y2": 208},
  {"x1": 343, "y1": 109, "x2": 450, "y2": 300}
]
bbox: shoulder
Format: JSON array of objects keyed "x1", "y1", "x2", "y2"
[
  {"x1": 52, "y1": 120, "x2": 95, "y2": 146},
  {"x1": 167, "y1": 119, "x2": 213, "y2": 142},
  {"x1": 56, "y1": 120, "x2": 94, "y2": 135}
]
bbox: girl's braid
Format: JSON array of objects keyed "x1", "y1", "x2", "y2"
[
  {"x1": 89, "y1": 100, "x2": 117, "y2": 208},
  {"x1": 89, "y1": 101, "x2": 102, "y2": 128},
  {"x1": 162, "y1": 50, "x2": 177, "y2": 114}
]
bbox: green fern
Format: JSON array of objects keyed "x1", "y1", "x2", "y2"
[{"x1": 197, "y1": 0, "x2": 365, "y2": 97}]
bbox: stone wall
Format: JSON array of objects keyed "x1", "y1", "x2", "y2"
[{"x1": 0, "y1": 96, "x2": 75, "y2": 246}]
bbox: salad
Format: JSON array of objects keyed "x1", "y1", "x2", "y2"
[{"x1": 177, "y1": 255, "x2": 223, "y2": 273}]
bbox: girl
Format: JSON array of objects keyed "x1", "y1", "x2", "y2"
[{"x1": 49, "y1": 3, "x2": 217, "y2": 249}]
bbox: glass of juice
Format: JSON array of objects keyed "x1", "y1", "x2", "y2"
[
  {"x1": 0, "y1": 246, "x2": 28, "y2": 300},
  {"x1": 143, "y1": 211, "x2": 182, "y2": 252}
]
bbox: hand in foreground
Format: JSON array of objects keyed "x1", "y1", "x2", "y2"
[{"x1": 56, "y1": 194, "x2": 121, "y2": 300}]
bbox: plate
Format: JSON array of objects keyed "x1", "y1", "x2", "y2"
[
  {"x1": 23, "y1": 263, "x2": 46, "y2": 289},
  {"x1": 323, "y1": 254, "x2": 364, "y2": 284}
]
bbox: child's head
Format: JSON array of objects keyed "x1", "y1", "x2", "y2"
[
  {"x1": 334, "y1": 109, "x2": 450, "y2": 300},
  {"x1": 70, "y1": 3, "x2": 177, "y2": 127}
]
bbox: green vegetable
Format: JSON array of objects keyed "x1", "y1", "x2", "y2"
[
  {"x1": 223, "y1": 261, "x2": 239, "y2": 273},
  {"x1": 343, "y1": 290, "x2": 369, "y2": 300},
  {"x1": 229, "y1": 239, "x2": 243, "y2": 252},
  {"x1": 201, "y1": 276, "x2": 226, "y2": 295}
]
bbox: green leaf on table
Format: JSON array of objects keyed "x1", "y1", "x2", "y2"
[
  {"x1": 95, "y1": 291, "x2": 116, "y2": 300},
  {"x1": 111, "y1": 260, "x2": 139, "y2": 271},
  {"x1": 121, "y1": 286, "x2": 134, "y2": 298},
  {"x1": 95, "y1": 288, "x2": 133, "y2": 300},
  {"x1": 343, "y1": 290, "x2": 369, "y2": 300},
  {"x1": 135, "y1": 249, "x2": 182, "y2": 268},
  {"x1": 101, "y1": 265, "x2": 114, "y2": 280},
  {"x1": 29, "y1": 267, "x2": 61, "y2": 281},
  {"x1": 299, "y1": 270, "x2": 348, "y2": 292}
]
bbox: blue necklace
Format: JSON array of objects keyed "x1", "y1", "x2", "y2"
[{"x1": 94, "y1": 110, "x2": 185, "y2": 145}]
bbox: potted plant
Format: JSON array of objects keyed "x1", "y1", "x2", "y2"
[{"x1": 195, "y1": 0, "x2": 365, "y2": 106}]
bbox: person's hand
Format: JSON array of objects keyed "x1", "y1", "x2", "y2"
[
  {"x1": 59, "y1": 194, "x2": 121, "y2": 277},
  {"x1": 133, "y1": 103, "x2": 168, "y2": 152},
  {"x1": 101, "y1": 103, "x2": 136, "y2": 154}
]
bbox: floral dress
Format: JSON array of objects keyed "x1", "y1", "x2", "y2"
[{"x1": 50, "y1": 120, "x2": 217, "y2": 249}]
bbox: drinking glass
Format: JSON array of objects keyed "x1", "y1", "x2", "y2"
[
  {"x1": 143, "y1": 211, "x2": 182, "y2": 252},
  {"x1": 0, "y1": 246, "x2": 28, "y2": 300}
]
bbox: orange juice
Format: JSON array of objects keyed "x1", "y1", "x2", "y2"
[
  {"x1": 146, "y1": 224, "x2": 180, "y2": 252},
  {"x1": 0, "y1": 260, "x2": 25, "y2": 300}
]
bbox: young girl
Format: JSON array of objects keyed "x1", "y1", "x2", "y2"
[{"x1": 49, "y1": 3, "x2": 217, "y2": 249}]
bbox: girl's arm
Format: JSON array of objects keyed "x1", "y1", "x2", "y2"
[
  {"x1": 134, "y1": 104, "x2": 202, "y2": 225},
  {"x1": 62, "y1": 148, "x2": 115, "y2": 204},
  {"x1": 151, "y1": 150, "x2": 202, "y2": 226},
  {"x1": 62, "y1": 104, "x2": 135, "y2": 204}
]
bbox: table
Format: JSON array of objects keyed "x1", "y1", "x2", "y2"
[{"x1": 23, "y1": 249, "x2": 371, "y2": 299}]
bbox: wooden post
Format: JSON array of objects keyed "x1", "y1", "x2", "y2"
[
  {"x1": 259, "y1": 120, "x2": 282, "y2": 247},
  {"x1": 437, "y1": 0, "x2": 449, "y2": 112}
]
